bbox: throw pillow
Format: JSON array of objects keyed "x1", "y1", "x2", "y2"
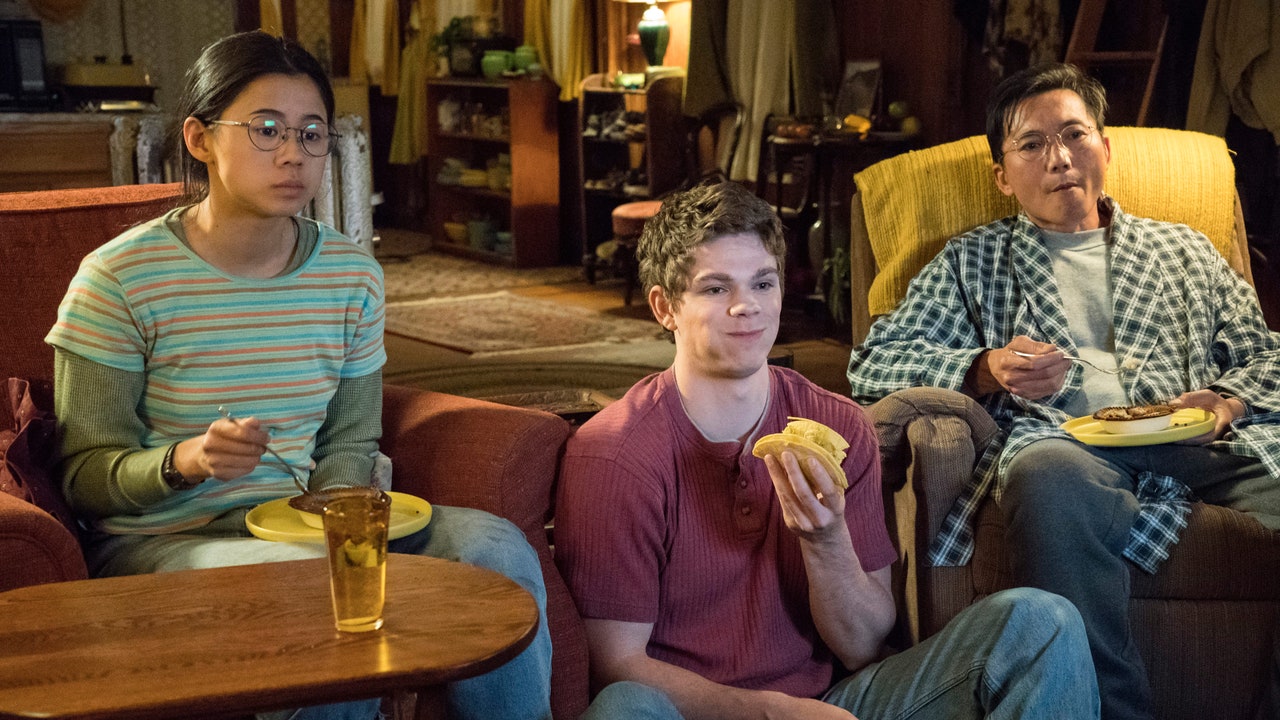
[{"x1": 0, "y1": 377, "x2": 80, "y2": 540}]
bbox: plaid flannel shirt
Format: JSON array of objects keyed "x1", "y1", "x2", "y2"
[{"x1": 848, "y1": 199, "x2": 1280, "y2": 572}]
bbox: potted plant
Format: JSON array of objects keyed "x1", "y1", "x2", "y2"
[{"x1": 431, "y1": 16, "x2": 477, "y2": 76}]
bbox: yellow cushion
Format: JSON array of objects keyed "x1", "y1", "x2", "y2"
[{"x1": 854, "y1": 127, "x2": 1239, "y2": 317}]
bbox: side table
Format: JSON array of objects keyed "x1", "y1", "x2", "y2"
[{"x1": 0, "y1": 554, "x2": 538, "y2": 720}]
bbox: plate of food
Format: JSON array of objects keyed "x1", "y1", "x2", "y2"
[
  {"x1": 1061, "y1": 406, "x2": 1216, "y2": 447},
  {"x1": 245, "y1": 490, "x2": 432, "y2": 543}
]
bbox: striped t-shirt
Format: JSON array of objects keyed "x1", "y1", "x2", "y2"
[{"x1": 45, "y1": 208, "x2": 386, "y2": 534}]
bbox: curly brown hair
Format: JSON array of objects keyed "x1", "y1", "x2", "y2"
[{"x1": 636, "y1": 181, "x2": 785, "y2": 304}]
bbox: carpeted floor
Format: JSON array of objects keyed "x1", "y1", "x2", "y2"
[
  {"x1": 375, "y1": 243, "x2": 854, "y2": 404},
  {"x1": 385, "y1": 291, "x2": 666, "y2": 355},
  {"x1": 381, "y1": 251, "x2": 583, "y2": 303},
  {"x1": 376, "y1": 244, "x2": 676, "y2": 401}
]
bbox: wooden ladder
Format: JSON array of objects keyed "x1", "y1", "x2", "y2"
[{"x1": 1063, "y1": 0, "x2": 1169, "y2": 126}]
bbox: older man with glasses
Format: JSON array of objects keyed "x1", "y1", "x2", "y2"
[{"x1": 848, "y1": 62, "x2": 1280, "y2": 720}]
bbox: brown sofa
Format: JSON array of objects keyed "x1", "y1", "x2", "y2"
[
  {"x1": 0, "y1": 183, "x2": 590, "y2": 719},
  {"x1": 851, "y1": 129, "x2": 1280, "y2": 720}
]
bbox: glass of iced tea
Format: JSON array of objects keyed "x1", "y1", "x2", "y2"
[{"x1": 321, "y1": 487, "x2": 392, "y2": 632}]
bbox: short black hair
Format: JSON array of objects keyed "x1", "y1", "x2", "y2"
[{"x1": 985, "y1": 62, "x2": 1108, "y2": 163}]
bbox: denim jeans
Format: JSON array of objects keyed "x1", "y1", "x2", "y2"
[
  {"x1": 1001, "y1": 439, "x2": 1279, "y2": 720},
  {"x1": 579, "y1": 588, "x2": 1097, "y2": 719},
  {"x1": 88, "y1": 505, "x2": 553, "y2": 720}
]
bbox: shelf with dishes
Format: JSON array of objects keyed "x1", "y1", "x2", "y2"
[
  {"x1": 426, "y1": 77, "x2": 559, "y2": 267},
  {"x1": 436, "y1": 131, "x2": 510, "y2": 144}
]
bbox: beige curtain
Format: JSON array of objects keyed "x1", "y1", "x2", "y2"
[
  {"x1": 690, "y1": 0, "x2": 835, "y2": 183},
  {"x1": 349, "y1": 0, "x2": 401, "y2": 91},
  {"x1": 24, "y1": 0, "x2": 92, "y2": 23},
  {"x1": 1187, "y1": 0, "x2": 1280, "y2": 145},
  {"x1": 726, "y1": 0, "x2": 792, "y2": 183}
]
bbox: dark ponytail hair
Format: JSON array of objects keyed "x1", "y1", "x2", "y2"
[{"x1": 171, "y1": 30, "x2": 335, "y2": 206}]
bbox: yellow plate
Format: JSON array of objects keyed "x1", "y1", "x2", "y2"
[
  {"x1": 245, "y1": 491, "x2": 432, "y2": 544},
  {"x1": 1061, "y1": 408, "x2": 1216, "y2": 447}
]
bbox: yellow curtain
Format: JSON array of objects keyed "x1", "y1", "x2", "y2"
[
  {"x1": 347, "y1": 0, "x2": 401, "y2": 93},
  {"x1": 259, "y1": 0, "x2": 283, "y2": 36},
  {"x1": 388, "y1": 0, "x2": 438, "y2": 163},
  {"x1": 349, "y1": 0, "x2": 368, "y2": 82},
  {"x1": 526, "y1": 0, "x2": 591, "y2": 101},
  {"x1": 380, "y1": 0, "x2": 401, "y2": 95}
]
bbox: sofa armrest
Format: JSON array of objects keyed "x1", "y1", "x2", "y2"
[
  {"x1": 0, "y1": 491, "x2": 88, "y2": 592},
  {"x1": 379, "y1": 384, "x2": 573, "y2": 531},
  {"x1": 866, "y1": 387, "x2": 999, "y2": 644},
  {"x1": 378, "y1": 383, "x2": 589, "y2": 719},
  {"x1": 867, "y1": 386, "x2": 999, "y2": 544}
]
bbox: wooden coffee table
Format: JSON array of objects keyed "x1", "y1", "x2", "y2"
[{"x1": 0, "y1": 553, "x2": 539, "y2": 720}]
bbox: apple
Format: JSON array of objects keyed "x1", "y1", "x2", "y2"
[
  {"x1": 888, "y1": 100, "x2": 911, "y2": 120},
  {"x1": 900, "y1": 116, "x2": 922, "y2": 136}
]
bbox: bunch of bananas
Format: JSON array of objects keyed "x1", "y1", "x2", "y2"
[{"x1": 841, "y1": 114, "x2": 872, "y2": 139}]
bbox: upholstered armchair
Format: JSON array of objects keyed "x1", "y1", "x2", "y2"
[
  {"x1": 849, "y1": 127, "x2": 1280, "y2": 720},
  {"x1": 0, "y1": 184, "x2": 589, "y2": 719}
]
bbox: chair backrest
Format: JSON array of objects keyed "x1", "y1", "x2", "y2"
[
  {"x1": 684, "y1": 102, "x2": 744, "y2": 186},
  {"x1": 848, "y1": 126, "x2": 1249, "y2": 342},
  {"x1": 0, "y1": 183, "x2": 183, "y2": 383}
]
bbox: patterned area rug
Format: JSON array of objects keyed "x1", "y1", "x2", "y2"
[
  {"x1": 385, "y1": 291, "x2": 666, "y2": 355},
  {"x1": 385, "y1": 361, "x2": 664, "y2": 403},
  {"x1": 380, "y1": 252, "x2": 583, "y2": 302}
]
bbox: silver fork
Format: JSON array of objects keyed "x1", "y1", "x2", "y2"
[
  {"x1": 1011, "y1": 350, "x2": 1122, "y2": 375},
  {"x1": 217, "y1": 406, "x2": 309, "y2": 495}
]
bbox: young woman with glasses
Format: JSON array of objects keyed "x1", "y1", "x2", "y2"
[{"x1": 46, "y1": 31, "x2": 552, "y2": 720}]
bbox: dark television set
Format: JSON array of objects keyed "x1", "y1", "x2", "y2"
[{"x1": 0, "y1": 20, "x2": 56, "y2": 110}]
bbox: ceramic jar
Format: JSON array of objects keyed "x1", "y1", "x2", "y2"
[
  {"x1": 481, "y1": 50, "x2": 511, "y2": 80},
  {"x1": 468, "y1": 218, "x2": 495, "y2": 250},
  {"x1": 513, "y1": 45, "x2": 539, "y2": 72}
]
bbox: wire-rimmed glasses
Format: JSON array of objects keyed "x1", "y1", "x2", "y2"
[
  {"x1": 206, "y1": 116, "x2": 339, "y2": 157},
  {"x1": 1005, "y1": 123, "x2": 1096, "y2": 162}
]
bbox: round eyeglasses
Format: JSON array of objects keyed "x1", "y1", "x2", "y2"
[
  {"x1": 206, "y1": 117, "x2": 339, "y2": 157},
  {"x1": 1005, "y1": 123, "x2": 1096, "y2": 162}
]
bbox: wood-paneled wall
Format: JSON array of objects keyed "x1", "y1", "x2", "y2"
[{"x1": 835, "y1": 1, "x2": 994, "y2": 146}]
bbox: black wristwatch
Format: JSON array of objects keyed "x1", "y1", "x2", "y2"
[{"x1": 161, "y1": 443, "x2": 204, "y2": 490}]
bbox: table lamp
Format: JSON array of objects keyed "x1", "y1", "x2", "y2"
[{"x1": 616, "y1": 0, "x2": 669, "y2": 68}]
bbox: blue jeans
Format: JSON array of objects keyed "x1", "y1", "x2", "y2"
[
  {"x1": 88, "y1": 505, "x2": 552, "y2": 720},
  {"x1": 580, "y1": 588, "x2": 1097, "y2": 719},
  {"x1": 1001, "y1": 439, "x2": 1279, "y2": 720}
]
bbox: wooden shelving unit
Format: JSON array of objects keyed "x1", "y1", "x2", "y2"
[
  {"x1": 575, "y1": 72, "x2": 685, "y2": 266},
  {"x1": 425, "y1": 77, "x2": 560, "y2": 267}
]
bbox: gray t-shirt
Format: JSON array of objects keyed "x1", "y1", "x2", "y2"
[{"x1": 1041, "y1": 226, "x2": 1128, "y2": 416}]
